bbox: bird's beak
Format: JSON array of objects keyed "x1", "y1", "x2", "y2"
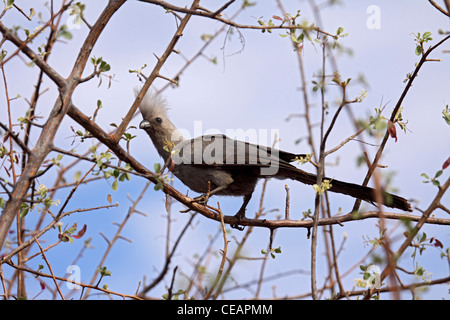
[{"x1": 139, "y1": 119, "x2": 151, "y2": 129}]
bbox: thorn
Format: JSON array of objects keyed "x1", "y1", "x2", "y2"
[
  {"x1": 157, "y1": 73, "x2": 178, "y2": 85},
  {"x1": 153, "y1": 53, "x2": 161, "y2": 62},
  {"x1": 99, "y1": 232, "x2": 110, "y2": 245},
  {"x1": 118, "y1": 235, "x2": 133, "y2": 243}
]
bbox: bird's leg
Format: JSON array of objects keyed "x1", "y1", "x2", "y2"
[{"x1": 231, "y1": 193, "x2": 253, "y2": 231}]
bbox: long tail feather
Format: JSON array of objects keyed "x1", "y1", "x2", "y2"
[{"x1": 278, "y1": 166, "x2": 412, "y2": 212}]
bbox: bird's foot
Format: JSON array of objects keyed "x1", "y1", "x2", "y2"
[
  {"x1": 230, "y1": 211, "x2": 245, "y2": 231},
  {"x1": 191, "y1": 193, "x2": 210, "y2": 206}
]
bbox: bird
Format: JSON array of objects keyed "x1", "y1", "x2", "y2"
[{"x1": 138, "y1": 90, "x2": 412, "y2": 230}]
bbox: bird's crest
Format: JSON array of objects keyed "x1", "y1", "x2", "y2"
[{"x1": 136, "y1": 88, "x2": 169, "y2": 120}]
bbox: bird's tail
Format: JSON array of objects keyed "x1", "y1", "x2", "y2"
[{"x1": 277, "y1": 166, "x2": 412, "y2": 212}]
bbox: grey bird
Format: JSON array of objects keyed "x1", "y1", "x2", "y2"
[{"x1": 138, "y1": 91, "x2": 412, "y2": 230}]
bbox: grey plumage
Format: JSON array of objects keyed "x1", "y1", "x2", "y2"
[{"x1": 138, "y1": 90, "x2": 412, "y2": 230}]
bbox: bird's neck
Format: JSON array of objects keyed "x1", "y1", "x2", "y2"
[{"x1": 154, "y1": 129, "x2": 184, "y2": 163}]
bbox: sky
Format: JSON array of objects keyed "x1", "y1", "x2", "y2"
[{"x1": 0, "y1": 0, "x2": 449, "y2": 300}]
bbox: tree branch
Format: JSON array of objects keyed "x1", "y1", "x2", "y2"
[
  {"x1": 428, "y1": 0, "x2": 450, "y2": 16},
  {"x1": 112, "y1": 0, "x2": 201, "y2": 143},
  {"x1": 364, "y1": 176, "x2": 450, "y2": 299},
  {"x1": 0, "y1": 0, "x2": 126, "y2": 252},
  {"x1": 138, "y1": 0, "x2": 336, "y2": 38},
  {"x1": 353, "y1": 33, "x2": 450, "y2": 212}
]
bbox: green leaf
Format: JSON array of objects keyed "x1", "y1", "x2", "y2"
[
  {"x1": 0, "y1": 49, "x2": 7, "y2": 62},
  {"x1": 304, "y1": 31, "x2": 312, "y2": 41},
  {"x1": 112, "y1": 179, "x2": 119, "y2": 191},
  {"x1": 98, "y1": 266, "x2": 112, "y2": 277},
  {"x1": 20, "y1": 206, "x2": 29, "y2": 218},
  {"x1": 122, "y1": 132, "x2": 136, "y2": 141},
  {"x1": 242, "y1": 0, "x2": 256, "y2": 8},
  {"x1": 421, "y1": 173, "x2": 429, "y2": 180},
  {"x1": 99, "y1": 60, "x2": 111, "y2": 72},
  {"x1": 415, "y1": 45, "x2": 422, "y2": 56},
  {"x1": 113, "y1": 169, "x2": 120, "y2": 178},
  {"x1": 43, "y1": 197, "x2": 53, "y2": 208},
  {"x1": 290, "y1": 33, "x2": 298, "y2": 43},
  {"x1": 96, "y1": 159, "x2": 103, "y2": 168},
  {"x1": 59, "y1": 234, "x2": 70, "y2": 242},
  {"x1": 66, "y1": 224, "x2": 77, "y2": 234},
  {"x1": 154, "y1": 163, "x2": 161, "y2": 173},
  {"x1": 442, "y1": 107, "x2": 450, "y2": 125},
  {"x1": 57, "y1": 25, "x2": 73, "y2": 40},
  {"x1": 154, "y1": 181, "x2": 163, "y2": 191},
  {"x1": 119, "y1": 172, "x2": 130, "y2": 182},
  {"x1": 104, "y1": 170, "x2": 113, "y2": 179},
  {"x1": 419, "y1": 232, "x2": 427, "y2": 243},
  {"x1": 74, "y1": 171, "x2": 81, "y2": 181},
  {"x1": 415, "y1": 266, "x2": 424, "y2": 276}
]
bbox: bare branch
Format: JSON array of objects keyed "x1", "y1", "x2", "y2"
[
  {"x1": 353, "y1": 33, "x2": 450, "y2": 212},
  {"x1": 138, "y1": 0, "x2": 337, "y2": 37},
  {"x1": 0, "y1": 0, "x2": 126, "y2": 250},
  {"x1": 112, "y1": 0, "x2": 201, "y2": 143},
  {"x1": 428, "y1": 0, "x2": 450, "y2": 16}
]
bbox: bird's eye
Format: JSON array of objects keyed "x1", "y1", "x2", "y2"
[{"x1": 155, "y1": 117, "x2": 162, "y2": 124}]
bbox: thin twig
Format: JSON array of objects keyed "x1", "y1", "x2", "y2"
[
  {"x1": 204, "y1": 203, "x2": 228, "y2": 300},
  {"x1": 354, "y1": 33, "x2": 450, "y2": 212},
  {"x1": 112, "y1": 0, "x2": 201, "y2": 142},
  {"x1": 138, "y1": 0, "x2": 337, "y2": 38},
  {"x1": 167, "y1": 266, "x2": 178, "y2": 300},
  {"x1": 33, "y1": 236, "x2": 65, "y2": 300},
  {"x1": 5, "y1": 261, "x2": 144, "y2": 300}
]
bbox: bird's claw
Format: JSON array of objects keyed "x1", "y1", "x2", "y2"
[
  {"x1": 231, "y1": 212, "x2": 245, "y2": 231},
  {"x1": 191, "y1": 194, "x2": 209, "y2": 206}
]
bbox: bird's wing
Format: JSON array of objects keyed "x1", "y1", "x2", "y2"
[{"x1": 172, "y1": 134, "x2": 300, "y2": 168}]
